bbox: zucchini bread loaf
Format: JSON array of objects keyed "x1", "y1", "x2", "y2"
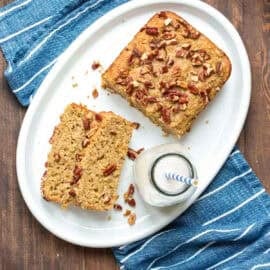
[
  {"x1": 102, "y1": 11, "x2": 231, "y2": 137},
  {"x1": 41, "y1": 103, "x2": 134, "y2": 210}
]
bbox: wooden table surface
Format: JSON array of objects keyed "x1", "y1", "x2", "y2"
[{"x1": 0, "y1": 0, "x2": 269, "y2": 269}]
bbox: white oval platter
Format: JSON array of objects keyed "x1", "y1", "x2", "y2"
[{"x1": 16, "y1": 0, "x2": 251, "y2": 247}]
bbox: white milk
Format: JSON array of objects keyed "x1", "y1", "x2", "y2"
[{"x1": 134, "y1": 143, "x2": 197, "y2": 207}]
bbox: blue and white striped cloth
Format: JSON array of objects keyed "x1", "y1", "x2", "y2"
[{"x1": 0, "y1": 1, "x2": 269, "y2": 269}]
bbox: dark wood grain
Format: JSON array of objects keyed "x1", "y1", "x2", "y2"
[{"x1": 0, "y1": 0, "x2": 269, "y2": 269}]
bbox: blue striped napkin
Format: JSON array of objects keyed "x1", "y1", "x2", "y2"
[{"x1": 1, "y1": 1, "x2": 269, "y2": 269}]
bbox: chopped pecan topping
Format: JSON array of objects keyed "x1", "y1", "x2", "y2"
[
  {"x1": 156, "y1": 49, "x2": 166, "y2": 61},
  {"x1": 113, "y1": 204, "x2": 122, "y2": 211},
  {"x1": 176, "y1": 48, "x2": 189, "y2": 58},
  {"x1": 188, "y1": 83, "x2": 199, "y2": 95},
  {"x1": 82, "y1": 138, "x2": 90, "y2": 148},
  {"x1": 126, "y1": 198, "x2": 136, "y2": 207},
  {"x1": 166, "y1": 39, "x2": 178, "y2": 46},
  {"x1": 190, "y1": 30, "x2": 200, "y2": 39},
  {"x1": 82, "y1": 117, "x2": 91, "y2": 131},
  {"x1": 92, "y1": 88, "x2": 99, "y2": 99},
  {"x1": 198, "y1": 68, "x2": 205, "y2": 82},
  {"x1": 158, "y1": 11, "x2": 168, "y2": 19},
  {"x1": 161, "y1": 107, "x2": 171, "y2": 123},
  {"x1": 95, "y1": 113, "x2": 103, "y2": 122},
  {"x1": 91, "y1": 61, "x2": 100, "y2": 70},
  {"x1": 172, "y1": 66, "x2": 181, "y2": 76},
  {"x1": 144, "y1": 81, "x2": 154, "y2": 89},
  {"x1": 203, "y1": 63, "x2": 215, "y2": 77},
  {"x1": 144, "y1": 96, "x2": 157, "y2": 104},
  {"x1": 181, "y1": 43, "x2": 191, "y2": 50},
  {"x1": 164, "y1": 18, "x2": 172, "y2": 26},
  {"x1": 215, "y1": 61, "x2": 222, "y2": 74},
  {"x1": 75, "y1": 153, "x2": 82, "y2": 162},
  {"x1": 182, "y1": 27, "x2": 190, "y2": 38},
  {"x1": 128, "y1": 48, "x2": 142, "y2": 64},
  {"x1": 161, "y1": 66, "x2": 169, "y2": 74},
  {"x1": 140, "y1": 52, "x2": 148, "y2": 61},
  {"x1": 190, "y1": 74, "x2": 199, "y2": 82},
  {"x1": 179, "y1": 96, "x2": 189, "y2": 104},
  {"x1": 128, "y1": 213, "x2": 136, "y2": 225},
  {"x1": 145, "y1": 27, "x2": 159, "y2": 36},
  {"x1": 135, "y1": 89, "x2": 147, "y2": 103},
  {"x1": 69, "y1": 189, "x2": 76, "y2": 197},
  {"x1": 123, "y1": 209, "x2": 131, "y2": 216},
  {"x1": 132, "y1": 122, "x2": 140, "y2": 129},
  {"x1": 162, "y1": 32, "x2": 176, "y2": 40},
  {"x1": 53, "y1": 153, "x2": 61, "y2": 162},
  {"x1": 103, "y1": 164, "x2": 117, "y2": 176},
  {"x1": 166, "y1": 57, "x2": 174, "y2": 66}
]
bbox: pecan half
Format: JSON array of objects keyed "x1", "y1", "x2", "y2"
[
  {"x1": 145, "y1": 27, "x2": 159, "y2": 36},
  {"x1": 103, "y1": 164, "x2": 117, "y2": 176}
]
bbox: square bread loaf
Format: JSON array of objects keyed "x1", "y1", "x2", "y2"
[
  {"x1": 102, "y1": 11, "x2": 231, "y2": 137},
  {"x1": 41, "y1": 103, "x2": 134, "y2": 210}
]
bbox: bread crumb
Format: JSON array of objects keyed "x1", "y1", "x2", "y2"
[
  {"x1": 92, "y1": 88, "x2": 99, "y2": 99},
  {"x1": 128, "y1": 212, "x2": 136, "y2": 225},
  {"x1": 123, "y1": 209, "x2": 131, "y2": 216},
  {"x1": 107, "y1": 215, "x2": 111, "y2": 221},
  {"x1": 72, "y1": 82, "x2": 78, "y2": 88},
  {"x1": 205, "y1": 120, "x2": 209, "y2": 124}
]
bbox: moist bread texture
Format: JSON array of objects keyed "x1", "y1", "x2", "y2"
[
  {"x1": 41, "y1": 103, "x2": 134, "y2": 210},
  {"x1": 102, "y1": 11, "x2": 231, "y2": 137}
]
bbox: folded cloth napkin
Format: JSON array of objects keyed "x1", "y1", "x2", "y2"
[{"x1": 0, "y1": 1, "x2": 269, "y2": 269}]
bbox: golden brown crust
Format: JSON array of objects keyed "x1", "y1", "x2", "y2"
[{"x1": 102, "y1": 11, "x2": 231, "y2": 137}]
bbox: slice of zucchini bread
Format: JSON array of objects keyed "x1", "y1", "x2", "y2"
[{"x1": 41, "y1": 103, "x2": 134, "y2": 210}]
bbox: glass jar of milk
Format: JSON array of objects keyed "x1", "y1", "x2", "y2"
[{"x1": 134, "y1": 143, "x2": 198, "y2": 207}]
